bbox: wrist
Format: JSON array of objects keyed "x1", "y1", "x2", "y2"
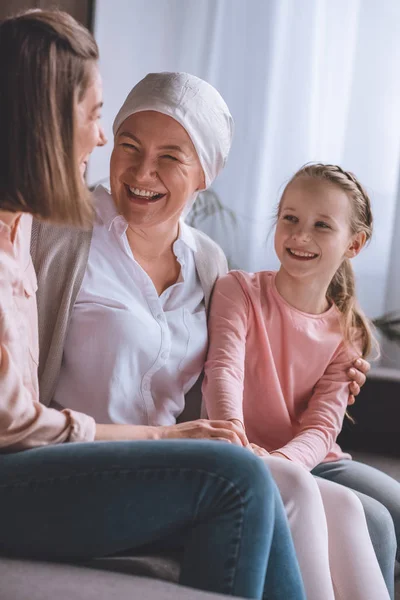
[
  {"x1": 228, "y1": 418, "x2": 245, "y2": 431},
  {"x1": 271, "y1": 451, "x2": 289, "y2": 460},
  {"x1": 152, "y1": 426, "x2": 164, "y2": 440}
]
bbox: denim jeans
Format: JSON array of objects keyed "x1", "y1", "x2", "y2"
[
  {"x1": 313, "y1": 459, "x2": 400, "y2": 599},
  {"x1": 0, "y1": 440, "x2": 305, "y2": 600}
]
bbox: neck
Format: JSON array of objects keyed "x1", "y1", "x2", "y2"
[
  {"x1": 0, "y1": 209, "x2": 21, "y2": 228},
  {"x1": 126, "y1": 216, "x2": 180, "y2": 262},
  {"x1": 275, "y1": 267, "x2": 331, "y2": 314},
  {"x1": 0, "y1": 210, "x2": 22, "y2": 242}
]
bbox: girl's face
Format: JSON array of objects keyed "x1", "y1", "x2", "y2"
[{"x1": 274, "y1": 176, "x2": 364, "y2": 285}]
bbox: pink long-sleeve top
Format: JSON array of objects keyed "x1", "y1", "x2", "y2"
[
  {"x1": 203, "y1": 270, "x2": 357, "y2": 471},
  {"x1": 0, "y1": 213, "x2": 95, "y2": 451}
]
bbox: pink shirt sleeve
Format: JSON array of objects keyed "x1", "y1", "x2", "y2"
[
  {"x1": 203, "y1": 273, "x2": 248, "y2": 423},
  {"x1": 275, "y1": 342, "x2": 359, "y2": 470},
  {"x1": 0, "y1": 217, "x2": 95, "y2": 452}
]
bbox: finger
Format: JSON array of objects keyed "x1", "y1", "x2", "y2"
[
  {"x1": 208, "y1": 421, "x2": 249, "y2": 446},
  {"x1": 253, "y1": 450, "x2": 263, "y2": 457},
  {"x1": 348, "y1": 368, "x2": 366, "y2": 388},
  {"x1": 354, "y1": 357, "x2": 371, "y2": 374},
  {"x1": 349, "y1": 380, "x2": 361, "y2": 396},
  {"x1": 218, "y1": 428, "x2": 246, "y2": 446},
  {"x1": 347, "y1": 394, "x2": 356, "y2": 406}
]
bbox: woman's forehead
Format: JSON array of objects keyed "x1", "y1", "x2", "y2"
[{"x1": 117, "y1": 111, "x2": 197, "y2": 154}]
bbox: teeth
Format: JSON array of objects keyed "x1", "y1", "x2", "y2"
[
  {"x1": 129, "y1": 187, "x2": 160, "y2": 197},
  {"x1": 289, "y1": 249, "x2": 316, "y2": 258}
]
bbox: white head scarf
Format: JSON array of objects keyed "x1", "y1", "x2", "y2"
[{"x1": 113, "y1": 73, "x2": 234, "y2": 211}]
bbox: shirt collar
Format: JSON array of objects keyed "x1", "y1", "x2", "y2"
[
  {"x1": 0, "y1": 213, "x2": 22, "y2": 243},
  {"x1": 177, "y1": 220, "x2": 197, "y2": 253},
  {"x1": 93, "y1": 184, "x2": 126, "y2": 233},
  {"x1": 94, "y1": 183, "x2": 197, "y2": 252}
]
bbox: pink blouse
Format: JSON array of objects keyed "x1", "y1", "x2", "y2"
[
  {"x1": 0, "y1": 213, "x2": 95, "y2": 451},
  {"x1": 203, "y1": 271, "x2": 357, "y2": 471}
]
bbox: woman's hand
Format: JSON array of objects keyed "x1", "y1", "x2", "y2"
[
  {"x1": 159, "y1": 419, "x2": 249, "y2": 447},
  {"x1": 249, "y1": 443, "x2": 270, "y2": 458},
  {"x1": 347, "y1": 357, "x2": 370, "y2": 405}
]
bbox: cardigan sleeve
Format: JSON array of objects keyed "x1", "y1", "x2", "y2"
[{"x1": 31, "y1": 219, "x2": 93, "y2": 407}]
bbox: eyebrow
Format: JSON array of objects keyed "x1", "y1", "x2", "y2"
[
  {"x1": 158, "y1": 144, "x2": 187, "y2": 153},
  {"x1": 282, "y1": 207, "x2": 333, "y2": 220},
  {"x1": 316, "y1": 214, "x2": 334, "y2": 221},
  {"x1": 117, "y1": 132, "x2": 188, "y2": 154}
]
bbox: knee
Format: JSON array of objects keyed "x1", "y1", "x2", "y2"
[
  {"x1": 328, "y1": 484, "x2": 365, "y2": 519},
  {"x1": 364, "y1": 499, "x2": 397, "y2": 556},
  {"x1": 270, "y1": 458, "x2": 319, "y2": 504},
  {"x1": 208, "y1": 444, "x2": 276, "y2": 500}
]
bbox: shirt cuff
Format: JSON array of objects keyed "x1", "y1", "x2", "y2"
[{"x1": 63, "y1": 409, "x2": 96, "y2": 443}]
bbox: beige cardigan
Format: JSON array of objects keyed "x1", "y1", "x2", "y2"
[{"x1": 31, "y1": 219, "x2": 228, "y2": 423}]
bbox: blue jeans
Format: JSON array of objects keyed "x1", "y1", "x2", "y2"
[
  {"x1": 313, "y1": 459, "x2": 400, "y2": 599},
  {"x1": 0, "y1": 440, "x2": 305, "y2": 600}
]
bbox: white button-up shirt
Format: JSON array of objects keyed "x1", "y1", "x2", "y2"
[{"x1": 52, "y1": 186, "x2": 208, "y2": 426}]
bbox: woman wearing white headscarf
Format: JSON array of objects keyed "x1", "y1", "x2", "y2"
[
  {"x1": 34, "y1": 72, "x2": 234, "y2": 427},
  {"x1": 28, "y1": 72, "x2": 306, "y2": 600},
  {"x1": 31, "y1": 73, "x2": 372, "y2": 599}
]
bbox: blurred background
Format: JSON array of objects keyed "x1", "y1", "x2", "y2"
[
  {"x1": 2, "y1": 1, "x2": 400, "y2": 451},
  {"x1": 90, "y1": 0, "x2": 400, "y2": 351}
]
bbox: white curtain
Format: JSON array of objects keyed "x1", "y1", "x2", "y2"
[{"x1": 89, "y1": 0, "x2": 400, "y2": 350}]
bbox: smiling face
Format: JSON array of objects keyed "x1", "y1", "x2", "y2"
[
  {"x1": 274, "y1": 176, "x2": 362, "y2": 286},
  {"x1": 110, "y1": 110, "x2": 205, "y2": 227}
]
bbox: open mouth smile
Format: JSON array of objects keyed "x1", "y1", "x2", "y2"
[
  {"x1": 125, "y1": 184, "x2": 166, "y2": 202},
  {"x1": 286, "y1": 248, "x2": 319, "y2": 261}
]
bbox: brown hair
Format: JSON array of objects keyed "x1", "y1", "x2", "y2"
[
  {"x1": 278, "y1": 163, "x2": 375, "y2": 357},
  {"x1": 0, "y1": 9, "x2": 99, "y2": 226}
]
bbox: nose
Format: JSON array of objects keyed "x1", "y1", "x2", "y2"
[
  {"x1": 132, "y1": 154, "x2": 156, "y2": 181},
  {"x1": 97, "y1": 125, "x2": 107, "y2": 147},
  {"x1": 291, "y1": 226, "x2": 311, "y2": 243}
]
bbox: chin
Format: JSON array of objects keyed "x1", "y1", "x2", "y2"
[{"x1": 79, "y1": 163, "x2": 88, "y2": 180}]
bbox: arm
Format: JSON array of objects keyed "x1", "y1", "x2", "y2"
[
  {"x1": 202, "y1": 273, "x2": 249, "y2": 425},
  {"x1": 0, "y1": 269, "x2": 96, "y2": 451},
  {"x1": 273, "y1": 343, "x2": 360, "y2": 470},
  {"x1": 95, "y1": 420, "x2": 248, "y2": 446}
]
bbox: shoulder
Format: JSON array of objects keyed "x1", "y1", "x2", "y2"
[
  {"x1": 213, "y1": 270, "x2": 252, "y2": 296},
  {"x1": 186, "y1": 225, "x2": 227, "y2": 263},
  {"x1": 31, "y1": 217, "x2": 93, "y2": 268},
  {"x1": 223, "y1": 269, "x2": 275, "y2": 292}
]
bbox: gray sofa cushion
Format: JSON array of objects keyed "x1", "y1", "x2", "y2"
[
  {"x1": 85, "y1": 553, "x2": 181, "y2": 582},
  {"x1": 0, "y1": 557, "x2": 236, "y2": 600}
]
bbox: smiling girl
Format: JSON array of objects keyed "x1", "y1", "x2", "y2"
[{"x1": 203, "y1": 163, "x2": 398, "y2": 599}]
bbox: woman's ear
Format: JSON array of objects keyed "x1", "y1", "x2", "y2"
[{"x1": 345, "y1": 231, "x2": 367, "y2": 258}]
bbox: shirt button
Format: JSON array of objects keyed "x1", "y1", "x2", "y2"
[
  {"x1": 156, "y1": 313, "x2": 163, "y2": 321},
  {"x1": 160, "y1": 350, "x2": 169, "y2": 360},
  {"x1": 143, "y1": 382, "x2": 150, "y2": 391}
]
